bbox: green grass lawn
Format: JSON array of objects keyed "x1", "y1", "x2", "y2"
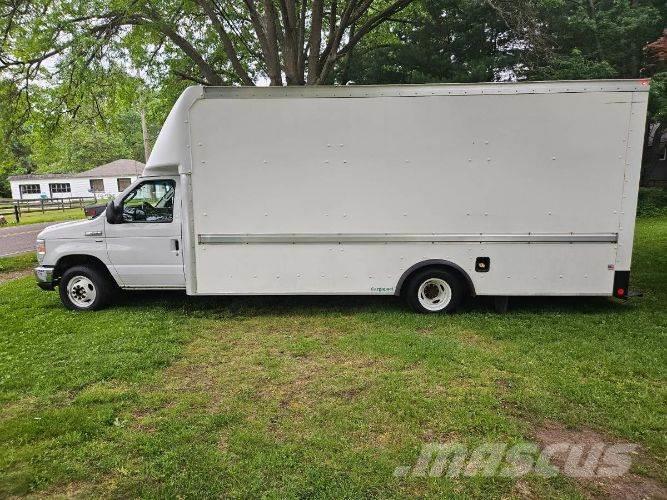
[
  {"x1": 0, "y1": 218, "x2": 665, "y2": 498},
  {"x1": 3, "y1": 207, "x2": 87, "y2": 226},
  {"x1": 0, "y1": 253, "x2": 37, "y2": 274}
]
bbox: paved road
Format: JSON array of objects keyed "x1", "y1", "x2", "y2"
[{"x1": 0, "y1": 221, "x2": 71, "y2": 257}]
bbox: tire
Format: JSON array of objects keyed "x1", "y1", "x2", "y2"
[
  {"x1": 404, "y1": 268, "x2": 464, "y2": 314},
  {"x1": 59, "y1": 265, "x2": 112, "y2": 311}
]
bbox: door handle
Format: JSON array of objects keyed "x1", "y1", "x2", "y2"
[{"x1": 171, "y1": 239, "x2": 180, "y2": 251}]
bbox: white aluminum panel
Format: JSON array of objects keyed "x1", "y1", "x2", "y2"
[
  {"x1": 194, "y1": 242, "x2": 616, "y2": 296},
  {"x1": 181, "y1": 85, "x2": 644, "y2": 295},
  {"x1": 616, "y1": 91, "x2": 649, "y2": 271}
]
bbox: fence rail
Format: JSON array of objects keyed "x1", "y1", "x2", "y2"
[{"x1": 0, "y1": 197, "x2": 98, "y2": 223}]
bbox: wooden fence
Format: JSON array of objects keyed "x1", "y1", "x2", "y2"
[{"x1": 0, "y1": 197, "x2": 98, "y2": 224}]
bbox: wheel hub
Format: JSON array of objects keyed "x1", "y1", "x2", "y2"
[
  {"x1": 67, "y1": 276, "x2": 96, "y2": 308},
  {"x1": 417, "y1": 278, "x2": 452, "y2": 312}
]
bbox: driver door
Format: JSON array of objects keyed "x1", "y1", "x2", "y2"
[{"x1": 105, "y1": 177, "x2": 185, "y2": 288}]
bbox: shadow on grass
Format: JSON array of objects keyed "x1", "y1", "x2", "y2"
[{"x1": 111, "y1": 289, "x2": 633, "y2": 317}]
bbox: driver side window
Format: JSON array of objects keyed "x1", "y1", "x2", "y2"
[{"x1": 122, "y1": 180, "x2": 175, "y2": 223}]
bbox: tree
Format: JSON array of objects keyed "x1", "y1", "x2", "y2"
[
  {"x1": 0, "y1": 0, "x2": 416, "y2": 88},
  {"x1": 342, "y1": 0, "x2": 517, "y2": 85},
  {"x1": 482, "y1": 0, "x2": 665, "y2": 80}
]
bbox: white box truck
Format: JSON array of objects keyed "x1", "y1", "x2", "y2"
[{"x1": 33, "y1": 80, "x2": 649, "y2": 313}]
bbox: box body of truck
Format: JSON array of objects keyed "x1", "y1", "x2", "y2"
[
  {"x1": 34, "y1": 80, "x2": 649, "y2": 311},
  {"x1": 151, "y1": 81, "x2": 648, "y2": 297}
]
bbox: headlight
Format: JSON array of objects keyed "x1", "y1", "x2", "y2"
[{"x1": 36, "y1": 239, "x2": 46, "y2": 262}]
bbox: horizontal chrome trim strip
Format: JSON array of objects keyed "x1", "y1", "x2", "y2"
[
  {"x1": 198, "y1": 233, "x2": 618, "y2": 244},
  {"x1": 202, "y1": 80, "x2": 648, "y2": 99}
]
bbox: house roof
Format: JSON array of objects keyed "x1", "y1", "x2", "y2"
[{"x1": 8, "y1": 159, "x2": 145, "y2": 181}]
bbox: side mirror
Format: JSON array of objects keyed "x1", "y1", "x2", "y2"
[{"x1": 105, "y1": 199, "x2": 121, "y2": 224}]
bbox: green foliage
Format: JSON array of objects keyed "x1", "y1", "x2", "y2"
[
  {"x1": 528, "y1": 49, "x2": 617, "y2": 80},
  {"x1": 648, "y1": 72, "x2": 667, "y2": 123},
  {"x1": 638, "y1": 188, "x2": 667, "y2": 218},
  {"x1": 344, "y1": 0, "x2": 515, "y2": 84},
  {"x1": 522, "y1": 0, "x2": 665, "y2": 79}
]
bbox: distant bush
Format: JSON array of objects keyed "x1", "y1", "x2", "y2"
[{"x1": 637, "y1": 188, "x2": 667, "y2": 217}]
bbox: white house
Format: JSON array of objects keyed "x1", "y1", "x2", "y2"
[{"x1": 8, "y1": 159, "x2": 144, "y2": 200}]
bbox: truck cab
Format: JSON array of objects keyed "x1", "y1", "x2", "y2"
[{"x1": 34, "y1": 175, "x2": 184, "y2": 310}]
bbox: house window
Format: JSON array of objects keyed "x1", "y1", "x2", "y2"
[
  {"x1": 49, "y1": 183, "x2": 71, "y2": 194},
  {"x1": 19, "y1": 184, "x2": 41, "y2": 195},
  {"x1": 89, "y1": 179, "x2": 104, "y2": 192},
  {"x1": 117, "y1": 177, "x2": 131, "y2": 191}
]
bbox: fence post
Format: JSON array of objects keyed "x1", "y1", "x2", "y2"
[{"x1": 14, "y1": 203, "x2": 19, "y2": 224}]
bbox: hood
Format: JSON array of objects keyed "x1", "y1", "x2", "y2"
[{"x1": 37, "y1": 215, "x2": 104, "y2": 240}]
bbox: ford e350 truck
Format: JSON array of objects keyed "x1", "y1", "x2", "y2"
[{"x1": 33, "y1": 80, "x2": 649, "y2": 313}]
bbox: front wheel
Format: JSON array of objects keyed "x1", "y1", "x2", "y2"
[
  {"x1": 405, "y1": 269, "x2": 464, "y2": 314},
  {"x1": 59, "y1": 265, "x2": 112, "y2": 311}
]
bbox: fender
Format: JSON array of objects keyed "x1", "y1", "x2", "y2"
[{"x1": 394, "y1": 259, "x2": 476, "y2": 297}]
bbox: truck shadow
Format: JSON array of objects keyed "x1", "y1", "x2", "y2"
[{"x1": 113, "y1": 290, "x2": 633, "y2": 317}]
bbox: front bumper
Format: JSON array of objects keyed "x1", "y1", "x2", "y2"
[{"x1": 34, "y1": 266, "x2": 55, "y2": 290}]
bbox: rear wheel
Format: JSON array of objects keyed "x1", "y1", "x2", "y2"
[
  {"x1": 59, "y1": 265, "x2": 112, "y2": 311},
  {"x1": 405, "y1": 268, "x2": 464, "y2": 314}
]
